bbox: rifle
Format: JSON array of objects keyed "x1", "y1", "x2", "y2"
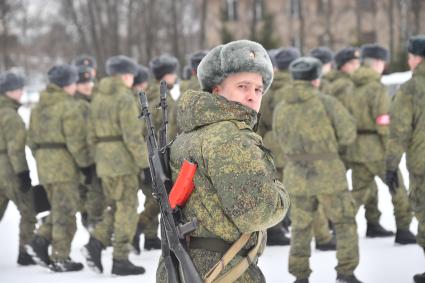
[{"x1": 138, "y1": 83, "x2": 202, "y2": 283}]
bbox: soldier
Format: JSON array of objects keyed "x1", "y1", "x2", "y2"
[
  {"x1": 310, "y1": 46, "x2": 334, "y2": 91},
  {"x1": 26, "y1": 64, "x2": 93, "y2": 272},
  {"x1": 133, "y1": 65, "x2": 150, "y2": 93},
  {"x1": 0, "y1": 71, "x2": 36, "y2": 266},
  {"x1": 180, "y1": 51, "x2": 207, "y2": 94},
  {"x1": 157, "y1": 39, "x2": 290, "y2": 283},
  {"x1": 73, "y1": 65, "x2": 104, "y2": 229},
  {"x1": 346, "y1": 44, "x2": 415, "y2": 244},
  {"x1": 73, "y1": 54, "x2": 97, "y2": 81},
  {"x1": 385, "y1": 35, "x2": 425, "y2": 283},
  {"x1": 273, "y1": 57, "x2": 362, "y2": 283},
  {"x1": 81, "y1": 55, "x2": 148, "y2": 276}
]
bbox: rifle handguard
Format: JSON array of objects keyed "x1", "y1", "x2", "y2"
[{"x1": 169, "y1": 160, "x2": 197, "y2": 209}]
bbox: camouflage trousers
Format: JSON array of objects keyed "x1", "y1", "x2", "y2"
[
  {"x1": 349, "y1": 161, "x2": 413, "y2": 230},
  {"x1": 289, "y1": 192, "x2": 359, "y2": 279},
  {"x1": 313, "y1": 205, "x2": 333, "y2": 244},
  {"x1": 92, "y1": 174, "x2": 139, "y2": 260},
  {"x1": 138, "y1": 180, "x2": 160, "y2": 239},
  {"x1": 409, "y1": 174, "x2": 425, "y2": 249},
  {"x1": 0, "y1": 180, "x2": 36, "y2": 252},
  {"x1": 78, "y1": 174, "x2": 105, "y2": 227},
  {"x1": 37, "y1": 181, "x2": 79, "y2": 260},
  {"x1": 157, "y1": 247, "x2": 266, "y2": 283}
]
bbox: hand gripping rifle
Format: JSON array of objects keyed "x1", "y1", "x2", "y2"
[{"x1": 138, "y1": 82, "x2": 201, "y2": 283}]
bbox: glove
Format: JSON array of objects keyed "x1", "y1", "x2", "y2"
[
  {"x1": 385, "y1": 170, "x2": 399, "y2": 194},
  {"x1": 80, "y1": 165, "x2": 95, "y2": 185},
  {"x1": 142, "y1": 167, "x2": 152, "y2": 186},
  {"x1": 17, "y1": 171, "x2": 32, "y2": 193}
]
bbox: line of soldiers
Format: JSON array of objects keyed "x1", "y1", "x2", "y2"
[{"x1": 1, "y1": 34, "x2": 424, "y2": 282}]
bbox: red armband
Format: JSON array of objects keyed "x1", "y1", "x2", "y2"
[
  {"x1": 169, "y1": 160, "x2": 197, "y2": 209},
  {"x1": 376, "y1": 114, "x2": 390, "y2": 125}
]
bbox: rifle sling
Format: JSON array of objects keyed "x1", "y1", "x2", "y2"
[
  {"x1": 189, "y1": 237, "x2": 250, "y2": 257},
  {"x1": 203, "y1": 230, "x2": 266, "y2": 283}
]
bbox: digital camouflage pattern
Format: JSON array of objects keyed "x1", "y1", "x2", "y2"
[
  {"x1": 87, "y1": 77, "x2": 148, "y2": 177},
  {"x1": 0, "y1": 95, "x2": 36, "y2": 252},
  {"x1": 387, "y1": 60, "x2": 425, "y2": 248},
  {"x1": 180, "y1": 76, "x2": 201, "y2": 95},
  {"x1": 273, "y1": 81, "x2": 359, "y2": 279},
  {"x1": 157, "y1": 90, "x2": 290, "y2": 282},
  {"x1": 321, "y1": 70, "x2": 354, "y2": 108},
  {"x1": 28, "y1": 84, "x2": 92, "y2": 183},
  {"x1": 345, "y1": 66, "x2": 412, "y2": 229},
  {"x1": 74, "y1": 92, "x2": 104, "y2": 226},
  {"x1": 88, "y1": 76, "x2": 147, "y2": 260},
  {"x1": 28, "y1": 84, "x2": 92, "y2": 260}
]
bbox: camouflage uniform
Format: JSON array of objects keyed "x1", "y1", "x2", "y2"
[
  {"x1": 180, "y1": 76, "x2": 201, "y2": 95},
  {"x1": 28, "y1": 84, "x2": 92, "y2": 260},
  {"x1": 87, "y1": 77, "x2": 149, "y2": 260},
  {"x1": 0, "y1": 95, "x2": 36, "y2": 253},
  {"x1": 157, "y1": 90, "x2": 290, "y2": 282},
  {"x1": 345, "y1": 67, "x2": 412, "y2": 230},
  {"x1": 387, "y1": 60, "x2": 425, "y2": 249},
  {"x1": 273, "y1": 81, "x2": 359, "y2": 280},
  {"x1": 74, "y1": 92, "x2": 104, "y2": 227}
]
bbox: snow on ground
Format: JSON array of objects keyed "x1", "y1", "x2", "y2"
[{"x1": 1, "y1": 107, "x2": 424, "y2": 283}]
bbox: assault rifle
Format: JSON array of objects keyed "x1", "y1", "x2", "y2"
[{"x1": 138, "y1": 81, "x2": 201, "y2": 283}]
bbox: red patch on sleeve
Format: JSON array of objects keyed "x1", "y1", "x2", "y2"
[{"x1": 376, "y1": 114, "x2": 390, "y2": 125}]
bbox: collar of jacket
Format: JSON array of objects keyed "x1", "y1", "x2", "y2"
[
  {"x1": 279, "y1": 80, "x2": 318, "y2": 104},
  {"x1": 74, "y1": 91, "x2": 92, "y2": 102},
  {"x1": 0, "y1": 95, "x2": 20, "y2": 111},
  {"x1": 38, "y1": 84, "x2": 73, "y2": 106},
  {"x1": 97, "y1": 76, "x2": 130, "y2": 96},
  {"x1": 350, "y1": 66, "x2": 380, "y2": 86},
  {"x1": 177, "y1": 90, "x2": 258, "y2": 133},
  {"x1": 413, "y1": 60, "x2": 425, "y2": 77}
]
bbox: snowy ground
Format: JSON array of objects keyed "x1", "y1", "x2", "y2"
[{"x1": 1, "y1": 106, "x2": 424, "y2": 283}]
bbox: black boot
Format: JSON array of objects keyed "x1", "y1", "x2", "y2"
[
  {"x1": 395, "y1": 229, "x2": 416, "y2": 244},
  {"x1": 366, "y1": 223, "x2": 394, "y2": 238},
  {"x1": 25, "y1": 235, "x2": 51, "y2": 267},
  {"x1": 132, "y1": 233, "x2": 141, "y2": 255},
  {"x1": 17, "y1": 250, "x2": 36, "y2": 266},
  {"x1": 111, "y1": 258, "x2": 146, "y2": 276},
  {"x1": 336, "y1": 274, "x2": 363, "y2": 283},
  {"x1": 414, "y1": 272, "x2": 425, "y2": 283},
  {"x1": 294, "y1": 278, "x2": 309, "y2": 283},
  {"x1": 266, "y1": 226, "x2": 290, "y2": 246},
  {"x1": 316, "y1": 236, "x2": 336, "y2": 251},
  {"x1": 49, "y1": 258, "x2": 84, "y2": 272},
  {"x1": 81, "y1": 236, "x2": 104, "y2": 273},
  {"x1": 144, "y1": 236, "x2": 161, "y2": 250}
]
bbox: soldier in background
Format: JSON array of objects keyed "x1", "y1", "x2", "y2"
[
  {"x1": 385, "y1": 35, "x2": 425, "y2": 283},
  {"x1": 310, "y1": 47, "x2": 334, "y2": 90},
  {"x1": 180, "y1": 51, "x2": 207, "y2": 94},
  {"x1": 273, "y1": 57, "x2": 362, "y2": 283},
  {"x1": 0, "y1": 71, "x2": 36, "y2": 266},
  {"x1": 27, "y1": 64, "x2": 93, "y2": 272},
  {"x1": 133, "y1": 65, "x2": 150, "y2": 93},
  {"x1": 73, "y1": 65, "x2": 104, "y2": 229},
  {"x1": 346, "y1": 44, "x2": 415, "y2": 243},
  {"x1": 73, "y1": 55, "x2": 98, "y2": 82},
  {"x1": 157, "y1": 39, "x2": 289, "y2": 283},
  {"x1": 82, "y1": 55, "x2": 148, "y2": 276}
]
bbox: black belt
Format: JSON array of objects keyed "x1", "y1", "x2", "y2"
[
  {"x1": 357, "y1": 129, "x2": 378, "y2": 135},
  {"x1": 96, "y1": 136, "x2": 122, "y2": 143},
  {"x1": 36, "y1": 143, "x2": 66, "y2": 149},
  {"x1": 286, "y1": 152, "x2": 339, "y2": 162},
  {"x1": 189, "y1": 237, "x2": 250, "y2": 257}
]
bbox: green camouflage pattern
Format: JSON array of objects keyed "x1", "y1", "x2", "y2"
[
  {"x1": 289, "y1": 193, "x2": 358, "y2": 279},
  {"x1": 321, "y1": 70, "x2": 354, "y2": 107},
  {"x1": 74, "y1": 92, "x2": 104, "y2": 226},
  {"x1": 313, "y1": 205, "x2": 333, "y2": 244},
  {"x1": 180, "y1": 76, "x2": 201, "y2": 95},
  {"x1": 273, "y1": 81, "x2": 356, "y2": 196},
  {"x1": 28, "y1": 84, "x2": 92, "y2": 184},
  {"x1": 387, "y1": 60, "x2": 425, "y2": 248},
  {"x1": 0, "y1": 95, "x2": 35, "y2": 251},
  {"x1": 157, "y1": 90, "x2": 289, "y2": 282},
  {"x1": 37, "y1": 181, "x2": 79, "y2": 260},
  {"x1": 348, "y1": 161, "x2": 412, "y2": 229},
  {"x1": 138, "y1": 178, "x2": 160, "y2": 239},
  {"x1": 88, "y1": 77, "x2": 149, "y2": 177},
  {"x1": 344, "y1": 67, "x2": 390, "y2": 163},
  {"x1": 92, "y1": 174, "x2": 139, "y2": 260},
  {"x1": 272, "y1": 81, "x2": 358, "y2": 279}
]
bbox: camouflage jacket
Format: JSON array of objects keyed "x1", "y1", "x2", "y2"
[
  {"x1": 321, "y1": 70, "x2": 354, "y2": 107},
  {"x1": 344, "y1": 67, "x2": 390, "y2": 163},
  {"x1": 88, "y1": 77, "x2": 148, "y2": 177},
  {"x1": 172, "y1": 90, "x2": 289, "y2": 243},
  {"x1": 387, "y1": 61, "x2": 425, "y2": 175},
  {"x1": 28, "y1": 84, "x2": 92, "y2": 184},
  {"x1": 273, "y1": 81, "x2": 356, "y2": 196},
  {"x1": 0, "y1": 95, "x2": 28, "y2": 184},
  {"x1": 179, "y1": 76, "x2": 201, "y2": 95}
]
